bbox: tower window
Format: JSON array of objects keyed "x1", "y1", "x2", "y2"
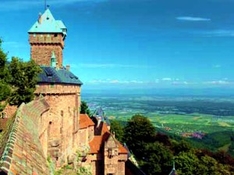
[{"x1": 54, "y1": 34, "x2": 58, "y2": 37}]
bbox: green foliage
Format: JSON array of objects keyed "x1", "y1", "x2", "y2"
[
  {"x1": 0, "y1": 82, "x2": 10, "y2": 111},
  {"x1": 110, "y1": 119, "x2": 124, "y2": 142},
  {"x1": 80, "y1": 101, "x2": 91, "y2": 116},
  {"x1": 175, "y1": 152, "x2": 231, "y2": 174},
  {"x1": 0, "y1": 40, "x2": 41, "y2": 108},
  {"x1": 0, "y1": 82, "x2": 11, "y2": 101},
  {"x1": 0, "y1": 39, "x2": 10, "y2": 83},
  {"x1": 8, "y1": 57, "x2": 41, "y2": 105},
  {"x1": 175, "y1": 151, "x2": 200, "y2": 174},
  {"x1": 172, "y1": 140, "x2": 193, "y2": 155},
  {"x1": 122, "y1": 113, "x2": 234, "y2": 174},
  {"x1": 124, "y1": 114, "x2": 156, "y2": 160},
  {"x1": 141, "y1": 142, "x2": 173, "y2": 175},
  {"x1": 76, "y1": 166, "x2": 92, "y2": 175},
  {"x1": 0, "y1": 39, "x2": 7, "y2": 70}
]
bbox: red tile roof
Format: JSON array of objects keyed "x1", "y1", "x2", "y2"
[
  {"x1": 89, "y1": 122, "x2": 128, "y2": 154},
  {"x1": 0, "y1": 98, "x2": 50, "y2": 174},
  {"x1": 79, "y1": 114, "x2": 95, "y2": 129},
  {"x1": 89, "y1": 135, "x2": 108, "y2": 154}
]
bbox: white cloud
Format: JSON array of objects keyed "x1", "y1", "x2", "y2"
[
  {"x1": 176, "y1": 16, "x2": 211, "y2": 22},
  {"x1": 161, "y1": 78, "x2": 172, "y2": 81},
  {"x1": 204, "y1": 80, "x2": 233, "y2": 85},
  {"x1": 196, "y1": 30, "x2": 234, "y2": 37},
  {"x1": 172, "y1": 81, "x2": 189, "y2": 85},
  {"x1": 110, "y1": 80, "x2": 119, "y2": 84},
  {"x1": 86, "y1": 79, "x2": 146, "y2": 85}
]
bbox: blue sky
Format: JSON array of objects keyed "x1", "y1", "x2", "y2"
[{"x1": 1, "y1": 0, "x2": 234, "y2": 91}]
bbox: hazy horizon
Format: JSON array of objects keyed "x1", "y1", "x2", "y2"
[
  {"x1": 1, "y1": 0, "x2": 234, "y2": 90},
  {"x1": 81, "y1": 87, "x2": 234, "y2": 97}
]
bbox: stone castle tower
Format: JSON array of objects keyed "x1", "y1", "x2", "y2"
[
  {"x1": 0, "y1": 6, "x2": 139, "y2": 175},
  {"x1": 27, "y1": 7, "x2": 129, "y2": 175},
  {"x1": 28, "y1": 8, "x2": 67, "y2": 67},
  {"x1": 29, "y1": 7, "x2": 83, "y2": 166}
]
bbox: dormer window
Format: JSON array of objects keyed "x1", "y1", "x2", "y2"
[{"x1": 108, "y1": 148, "x2": 115, "y2": 158}]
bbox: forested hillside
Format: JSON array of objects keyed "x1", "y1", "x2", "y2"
[{"x1": 111, "y1": 115, "x2": 234, "y2": 175}]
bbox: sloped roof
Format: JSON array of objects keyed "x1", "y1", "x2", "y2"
[
  {"x1": 0, "y1": 98, "x2": 50, "y2": 174},
  {"x1": 79, "y1": 114, "x2": 95, "y2": 129},
  {"x1": 89, "y1": 122, "x2": 128, "y2": 154},
  {"x1": 28, "y1": 8, "x2": 67, "y2": 35},
  {"x1": 38, "y1": 66, "x2": 83, "y2": 85}
]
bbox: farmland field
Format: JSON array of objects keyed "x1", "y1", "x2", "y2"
[{"x1": 82, "y1": 91, "x2": 234, "y2": 152}]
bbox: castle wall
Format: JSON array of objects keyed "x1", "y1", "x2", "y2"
[
  {"x1": 88, "y1": 126, "x2": 94, "y2": 142},
  {"x1": 2, "y1": 104, "x2": 17, "y2": 118},
  {"x1": 78, "y1": 126, "x2": 95, "y2": 147},
  {"x1": 35, "y1": 84, "x2": 81, "y2": 166},
  {"x1": 79, "y1": 128, "x2": 88, "y2": 146},
  {"x1": 29, "y1": 34, "x2": 64, "y2": 67},
  {"x1": 104, "y1": 136, "x2": 128, "y2": 175}
]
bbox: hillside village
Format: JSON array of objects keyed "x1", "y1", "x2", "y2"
[{"x1": 0, "y1": 7, "x2": 142, "y2": 175}]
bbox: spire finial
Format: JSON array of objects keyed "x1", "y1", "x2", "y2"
[
  {"x1": 44, "y1": 0, "x2": 47, "y2": 10},
  {"x1": 44, "y1": 0, "x2": 50, "y2": 10}
]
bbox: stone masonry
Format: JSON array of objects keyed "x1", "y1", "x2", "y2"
[
  {"x1": 29, "y1": 33, "x2": 64, "y2": 67},
  {"x1": 35, "y1": 83, "x2": 81, "y2": 166}
]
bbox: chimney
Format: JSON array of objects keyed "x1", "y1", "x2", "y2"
[
  {"x1": 38, "y1": 13, "x2": 42, "y2": 24},
  {"x1": 66, "y1": 65, "x2": 70, "y2": 71},
  {"x1": 56, "y1": 62, "x2": 59, "y2": 70}
]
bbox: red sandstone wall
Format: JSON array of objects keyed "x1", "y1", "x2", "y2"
[
  {"x1": 36, "y1": 84, "x2": 81, "y2": 166},
  {"x1": 2, "y1": 104, "x2": 17, "y2": 118},
  {"x1": 117, "y1": 161, "x2": 125, "y2": 175},
  {"x1": 35, "y1": 84, "x2": 80, "y2": 95},
  {"x1": 78, "y1": 128, "x2": 88, "y2": 146},
  {"x1": 88, "y1": 126, "x2": 94, "y2": 142},
  {"x1": 29, "y1": 34, "x2": 64, "y2": 67}
]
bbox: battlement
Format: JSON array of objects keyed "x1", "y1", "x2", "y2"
[{"x1": 29, "y1": 34, "x2": 64, "y2": 47}]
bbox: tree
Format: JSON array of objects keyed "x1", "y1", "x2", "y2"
[
  {"x1": 141, "y1": 142, "x2": 173, "y2": 175},
  {"x1": 123, "y1": 114, "x2": 156, "y2": 159},
  {"x1": 8, "y1": 57, "x2": 41, "y2": 105},
  {"x1": 175, "y1": 151, "x2": 200, "y2": 175},
  {"x1": 0, "y1": 39, "x2": 10, "y2": 83},
  {"x1": 172, "y1": 140, "x2": 193, "y2": 155},
  {"x1": 198, "y1": 155, "x2": 231, "y2": 175},
  {"x1": 110, "y1": 119, "x2": 124, "y2": 142},
  {"x1": 80, "y1": 101, "x2": 91, "y2": 116}
]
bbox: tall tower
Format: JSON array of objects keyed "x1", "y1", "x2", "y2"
[{"x1": 28, "y1": 8, "x2": 67, "y2": 67}]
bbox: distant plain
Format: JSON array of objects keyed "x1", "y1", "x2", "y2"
[{"x1": 82, "y1": 89, "x2": 234, "y2": 153}]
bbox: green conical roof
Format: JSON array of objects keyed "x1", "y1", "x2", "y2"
[{"x1": 28, "y1": 8, "x2": 67, "y2": 36}]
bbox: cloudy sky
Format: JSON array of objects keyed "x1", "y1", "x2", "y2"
[{"x1": 1, "y1": 0, "x2": 234, "y2": 91}]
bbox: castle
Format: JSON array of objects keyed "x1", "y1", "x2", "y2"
[{"x1": 0, "y1": 7, "x2": 144, "y2": 175}]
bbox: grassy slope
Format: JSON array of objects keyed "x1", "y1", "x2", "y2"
[{"x1": 109, "y1": 112, "x2": 234, "y2": 153}]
